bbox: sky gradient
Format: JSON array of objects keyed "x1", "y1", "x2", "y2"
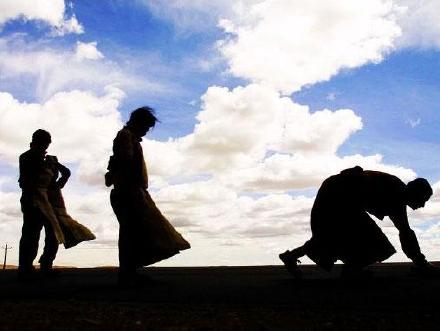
[{"x1": 0, "y1": 0, "x2": 439, "y2": 267}]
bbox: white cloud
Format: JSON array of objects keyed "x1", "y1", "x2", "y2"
[
  {"x1": 141, "y1": 0, "x2": 235, "y2": 32},
  {"x1": 221, "y1": 153, "x2": 417, "y2": 193},
  {"x1": 142, "y1": 83, "x2": 416, "y2": 195},
  {"x1": 0, "y1": 35, "x2": 164, "y2": 100},
  {"x1": 406, "y1": 117, "x2": 421, "y2": 128},
  {"x1": 153, "y1": 179, "x2": 312, "y2": 238},
  {"x1": 412, "y1": 180, "x2": 440, "y2": 219},
  {"x1": 53, "y1": 14, "x2": 84, "y2": 36},
  {"x1": 219, "y1": 0, "x2": 401, "y2": 94},
  {"x1": 75, "y1": 41, "x2": 104, "y2": 61},
  {"x1": 0, "y1": 0, "x2": 83, "y2": 35},
  {"x1": 326, "y1": 92, "x2": 338, "y2": 101},
  {"x1": 145, "y1": 0, "x2": 440, "y2": 51},
  {"x1": 0, "y1": 86, "x2": 127, "y2": 265},
  {"x1": 2, "y1": 1, "x2": 439, "y2": 267},
  {"x1": 396, "y1": 0, "x2": 440, "y2": 49},
  {"x1": 0, "y1": 86, "x2": 124, "y2": 186}
]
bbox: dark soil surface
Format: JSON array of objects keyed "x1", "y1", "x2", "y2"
[{"x1": 1, "y1": 263, "x2": 439, "y2": 330}]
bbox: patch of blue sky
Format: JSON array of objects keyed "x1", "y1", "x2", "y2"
[
  {"x1": 0, "y1": 163, "x2": 19, "y2": 192},
  {"x1": 292, "y1": 49, "x2": 440, "y2": 181},
  {"x1": 0, "y1": 1, "x2": 246, "y2": 142},
  {"x1": 70, "y1": 1, "x2": 245, "y2": 140}
]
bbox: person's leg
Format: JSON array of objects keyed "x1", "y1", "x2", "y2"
[
  {"x1": 19, "y1": 207, "x2": 43, "y2": 275},
  {"x1": 279, "y1": 245, "x2": 307, "y2": 262},
  {"x1": 39, "y1": 214, "x2": 60, "y2": 275},
  {"x1": 279, "y1": 242, "x2": 310, "y2": 278},
  {"x1": 111, "y1": 189, "x2": 139, "y2": 284},
  {"x1": 118, "y1": 221, "x2": 137, "y2": 274}
]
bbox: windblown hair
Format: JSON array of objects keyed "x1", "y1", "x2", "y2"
[{"x1": 127, "y1": 106, "x2": 159, "y2": 128}]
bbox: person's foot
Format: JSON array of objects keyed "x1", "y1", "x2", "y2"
[
  {"x1": 40, "y1": 265, "x2": 61, "y2": 278},
  {"x1": 340, "y1": 265, "x2": 373, "y2": 280},
  {"x1": 18, "y1": 267, "x2": 39, "y2": 281},
  {"x1": 118, "y1": 271, "x2": 152, "y2": 288},
  {"x1": 279, "y1": 250, "x2": 302, "y2": 279},
  {"x1": 412, "y1": 261, "x2": 440, "y2": 278}
]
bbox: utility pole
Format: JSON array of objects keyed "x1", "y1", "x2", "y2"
[{"x1": 2, "y1": 244, "x2": 12, "y2": 270}]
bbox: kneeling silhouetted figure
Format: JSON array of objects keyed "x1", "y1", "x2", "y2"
[
  {"x1": 106, "y1": 106, "x2": 190, "y2": 286},
  {"x1": 280, "y1": 166, "x2": 436, "y2": 278}
]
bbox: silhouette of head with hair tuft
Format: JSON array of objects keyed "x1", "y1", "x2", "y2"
[{"x1": 127, "y1": 106, "x2": 159, "y2": 138}]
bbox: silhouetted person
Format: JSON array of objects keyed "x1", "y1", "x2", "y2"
[
  {"x1": 106, "y1": 107, "x2": 190, "y2": 286},
  {"x1": 279, "y1": 166, "x2": 437, "y2": 278},
  {"x1": 18, "y1": 129, "x2": 95, "y2": 279}
]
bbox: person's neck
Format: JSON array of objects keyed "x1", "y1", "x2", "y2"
[
  {"x1": 126, "y1": 124, "x2": 143, "y2": 139},
  {"x1": 29, "y1": 148, "x2": 45, "y2": 159}
]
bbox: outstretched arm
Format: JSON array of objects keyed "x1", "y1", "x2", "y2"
[{"x1": 390, "y1": 208, "x2": 426, "y2": 266}]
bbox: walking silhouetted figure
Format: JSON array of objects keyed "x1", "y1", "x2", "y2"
[
  {"x1": 280, "y1": 166, "x2": 437, "y2": 278},
  {"x1": 106, "y1": 107, "x2": 190, "y2": 286}
]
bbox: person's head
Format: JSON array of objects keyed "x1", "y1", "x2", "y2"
[
  {"x1": 126, "y1": 106, "x2": 158, "y2": 137},
  {"x1": 406, "y1": 178, "x2": 433, "y2": 210},
  {"x1": 30, "y1": 129, "x2": 51, "y2": 156}
]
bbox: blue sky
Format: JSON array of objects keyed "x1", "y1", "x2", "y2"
[
  {"x1": 295, "y1": 50, "x2": 440, "y2": 179},
  {"x1": 0, "y1": 0, "x2": 439, "y2": 267}
]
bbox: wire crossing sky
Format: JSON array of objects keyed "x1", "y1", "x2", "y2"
[{"x1": 0, "y1": 0, "x2": 439, "y2": 267}]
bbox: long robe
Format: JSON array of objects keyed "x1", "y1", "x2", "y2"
[
  {"x1": 108, "y1": 127, "x2": 190, "y2": 267},
  {"x1": 305, "y1": 166, "x2": 398, "y2": 270},
  {"x1": 21, "y1": 154, "x2": 95, "y2": 248}
]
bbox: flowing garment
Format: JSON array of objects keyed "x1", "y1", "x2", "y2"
[
  {"x1": 304, "y1": 167, "x2": 396, "y2": 270},
  {"x1": 23, "y1": 155, "x2": 95, "y2": 249},
  {"x1": 108, "y1": 127, "x2": 190, "y2": 268}
]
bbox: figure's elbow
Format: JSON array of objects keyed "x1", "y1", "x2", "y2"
[{"x1": 61, "y1": 167, "x2": 71, "y2": 178}]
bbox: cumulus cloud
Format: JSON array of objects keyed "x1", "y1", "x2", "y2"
[
  {"x1": 2, "y1": 1, "x2": 440, "y2": 267},
  {"x1": 143, "y1": 0, "x2": 440, "y2": 52},
  {"x1": 222, "y1": 153, "x2": 417, "y2": 192},
  {"x1": 142, "y1": 83, "x2": 416, "y2": 194},
  {"x1": 141, "y1": 0, "x2": 235, "y2": 32},
  {"x1": 75, "y1": 41, "x2": 104, "y2": 61},
  {"x1": 0, "y1": 86, "x2": 124, "y2": 185},
  {"x1": 0, "y1": 35, "x2": 164, "y2": 100},
  {"x1": 0, "y1": 0, "x2": 83, "y2": 35},
  {"x1": 411, "y1": 180, "x2": 440, "y2": 220},
  {"x1": 395, "y1": 0, "x2": 440, "y2": 49},
  {"x1": 153, "y1": 179, "x2": 312, "y2": 238},
  {"x1": 219, "y1": 0, "x2": 401, "y2": 94},
  {"x1": 52, "y1": 14, "x2": 84, "y2": 36},
  {"x1": 0, "y1": 86, "x2": 126, "y2": 265}
]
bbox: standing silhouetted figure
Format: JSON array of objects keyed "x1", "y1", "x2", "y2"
[
  {"x1": 18, "y1": 130, "x2": 67, "y2": 279},
  {"x1": 18, "y1": 129, "x2": 95, "y2": 280},
  {"x1": 280, "y1": 166, "x2": 436, "y2": 278},
  {"x1": 106, "y1": 107, "x2": 190, "y2": 286}
]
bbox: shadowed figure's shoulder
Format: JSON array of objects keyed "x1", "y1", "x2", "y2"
[
  {"x1": 113, "y1": 127, "x2": 135, "y2": 146},
  {"x1": 362, "y1": 170, "x2": 405, "y2": 191},
  {"x1": 112, "y1": 127, "x2": 141, "y2": 159},
  {"x1": 115, "y1": 126, "x2": 132, "y2": 138},
  {"x1": 19, "y1": 149, "x2": 34, "y2": 162}
]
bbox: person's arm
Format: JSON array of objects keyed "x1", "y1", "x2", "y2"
[
  {"x1": 112, "y1": 130, "x2": 136, "y2": 185},
  {"x1": 46, "y1": 155, "x2": 71, "y2": 189},
  {"x1": 55, "y1": 161, "x2": 71, "y2": 189},
  {"x1": 389, "y1": 207, "x2": 426, "y2": 265},
  {"x1": 18, "y1": 152, "x2": 40, "y2": 190}
]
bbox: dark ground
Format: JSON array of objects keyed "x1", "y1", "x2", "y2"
[{"x1": 1, "y1": 263, "x2": 440, "y2": 330}]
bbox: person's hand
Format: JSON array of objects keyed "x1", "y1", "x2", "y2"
[{"x1": 412, "y1": 259, "x2": 440, "y2": 278}]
